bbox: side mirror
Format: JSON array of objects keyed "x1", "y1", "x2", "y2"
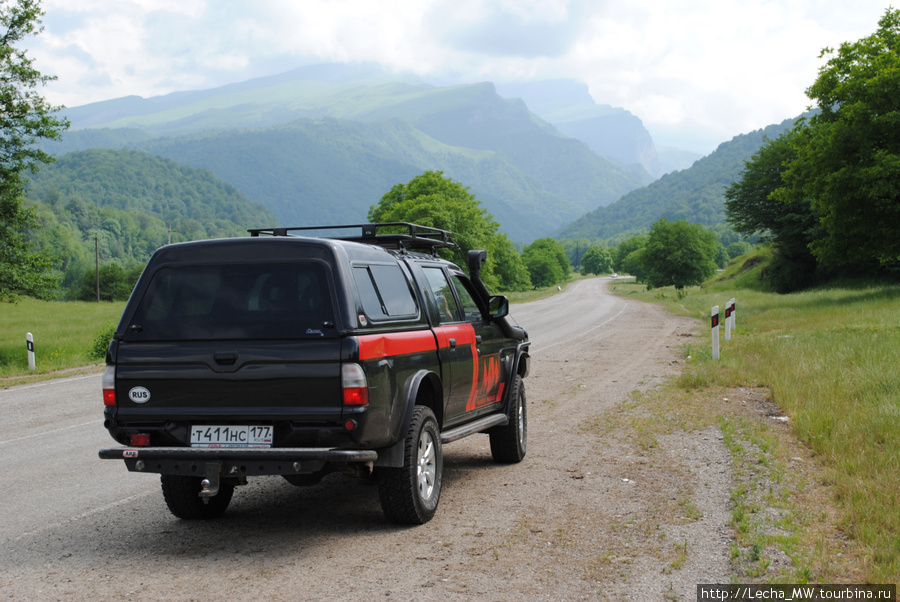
[{"x1": 488, "y1": 295, "x2": 509, "y2": 319}]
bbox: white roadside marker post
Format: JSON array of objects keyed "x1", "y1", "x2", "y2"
[
  {"x1": 26, "y1": 332, "x2": 35, "y2": 371},
  {"x1": 731, "y1": 298, "x2": 736, "y2": 332},
  {"x1": 711, "y1": 306, "x2": 720, "y2": 360},
  {"x1": 725, "y1": 299, "x2": 733, "y2": 341}
]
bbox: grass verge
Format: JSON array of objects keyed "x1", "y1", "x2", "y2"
[
  {"x1": 0, "y1": 298, "x2": 125, "y2": 384},
  {"x1": 611, "y1": 268, "x2": 900, "y2": 585}
]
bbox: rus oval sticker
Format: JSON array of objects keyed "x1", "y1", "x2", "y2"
[{"x1": 128, "y1": 386, "x2": 151, "y2": 403}]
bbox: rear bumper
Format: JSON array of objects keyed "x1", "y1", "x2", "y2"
[{"x1": 99, "y1": 446, "x2": 378, "y2": 477}]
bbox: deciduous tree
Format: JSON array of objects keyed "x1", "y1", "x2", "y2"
[
  {"x1": 642, "y1": 218, "x2": 718, "y2": 289},
  {"x1": 581, "y1": 245, "x2": 614, "y2": 275},
  {"x1": 784, "y1": 8, "x2": 900, "y2": 265},
  {"x1": 369, "y1": 171, "x2": 530, "y2": 291},
  {"x1": 521, "y1": 238, "x2": 570, "y2": 288},
  {"x1": 613, "y1": 235, "x2": 647, "y2": 273},
  {"x1": 724, "y1": 131, "x2": 821, "y2": 292},
  {"x1": 0, "y1": 0, "x2": 68, "y2": 301}
]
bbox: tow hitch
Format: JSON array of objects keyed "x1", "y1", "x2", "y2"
[{"x1": 199, "y1": 463, "x2": 221, "y2": 503}]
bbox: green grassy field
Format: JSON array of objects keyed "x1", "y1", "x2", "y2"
[
  {"x1": 0, "y1": 299, "x2": 126, "y2": 380},
  {"x1": 615, "y1": 254, "x2": 900, "y2": 584}
]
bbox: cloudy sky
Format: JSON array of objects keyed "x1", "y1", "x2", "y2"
[{"x1": 28, "y1": 0, "x2": 893, "y2": 153}]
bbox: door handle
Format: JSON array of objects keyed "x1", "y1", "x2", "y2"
[
  {"x1": 449, "y1": 338, "x2": 457, "y2": 348},
  {"x1": 214, "y1": 352, "x2": 238, "y2": 365}
]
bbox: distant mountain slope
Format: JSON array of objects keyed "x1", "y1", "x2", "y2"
[
  {"x1": 24, "y1": 149, "x2": 279, "y2": 291},
  {"x1": 50, "y1": 68, "x2": 655, "y2": 242},
  {"x1": 496, "y1": 80, "x2": 701, "y2": 177},
  {"x1": 61, "y1": 63, "x2": 425, "y2": 132},
  {"x1": 655, "y1": 145, "x2": 703, "y2": 174},
  {"x1": 135, "y1": 118, "x2": 587, "y2": 242},
  {"x1": 373, "y1": 82, "x2": 651, "y2": 211},
  {"x1": 26, "y1": 149, "x2": 276, "y2": 234},
  {"x1": 496, "y1": 80, "x2": 659, "y2": 175},
  {"x1": 558, "y1": 116, "x2": 803, "y2": 241}
]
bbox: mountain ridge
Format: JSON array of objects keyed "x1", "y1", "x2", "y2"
[
  {"x1": 557, "y1": 115, "x2": 805, "y2": 241},
  {"x1": 48, "y1": 66, "x2": 659, "y2": 242}
]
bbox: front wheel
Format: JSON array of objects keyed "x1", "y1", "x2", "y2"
[
  {"x1": 489, "y1": 374, "x2": 527, "y2": 463},
  {"x1": 377, "y1": 406, "x2": 443, "y2": 524},
  {"x1": 160, "y1": 474, "x2": 234, "y2": 520}
]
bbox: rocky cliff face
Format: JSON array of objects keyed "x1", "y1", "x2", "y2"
[{"x1": 497, "y1": 79, "x2": 699, "y2": 178}]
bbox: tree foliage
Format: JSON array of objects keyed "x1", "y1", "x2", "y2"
[
  {"x1": 0, "y1": 0, "x2": 68, "y2": 301},
  {"x1": 726, "y1": 241, "x2": 753, "y2": 260},
  {"x1": 783, "y1": 8, "x2": 900, "y2": 265},
  {"x1": 75, "y1": 262, "x2": 143, "y2": 302},
  {"x1": 559, "y1": 238, "x2": 591, "y2": 271},
  {"x1": 642, "y1": 219, "x2": 719, "y2": 289},
  {"x1": 724, "y1": 8, "x2": 900, "y2": 291},
  {"x1": 613, "y1": 235, "x2": 648, "y2": 273},
  {"x1": 522, "y1": 237, "x2": 570, "y2": 288},
  {"x1": 581, "y1": 245, "x2": 614, "y2": 275},
  {"x1": 369, "y1": 170, "x2": 531, "y2": 291},
  {"x1": 621, "y1": 247, "x2": 648, "y2": 283},
  {"x1": 724, "y1": 131, "x2": 821, "y2": 292}
]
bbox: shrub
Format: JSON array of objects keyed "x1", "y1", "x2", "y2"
[{"x1": 88, "y1": 322, "x2": 116, "y2": 361}]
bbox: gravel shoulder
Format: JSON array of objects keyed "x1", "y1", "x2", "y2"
[{"x1": 2, "y1": 278, "x2": 856, "y2": 600}]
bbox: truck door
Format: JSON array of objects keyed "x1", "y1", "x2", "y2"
[
  {"x1": 421, "y1": 267, "x2": 505, "y2": 425},
  {"x1": 446, "y1": 273, "x2": 507, "y2": 417},
  {"x1": 421, "y1": 266, "x2": 477, "y2": 424}
]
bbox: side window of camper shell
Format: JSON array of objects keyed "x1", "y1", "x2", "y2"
[{"x1": 353, "y1": 263, "x2": 419, "y2": 322}]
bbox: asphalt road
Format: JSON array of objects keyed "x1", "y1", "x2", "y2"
[
  {"x1": 510, "y1": 277, "x2": 628, "y2": 352},
  {"x1": 0, "y1": 279, "x2": 621, "y2": 546},
  {"x1": 0, "y1": 278, "x2": 628, "y2": 545},
  {"x1": 0, "y1": 373, "x2": 152, "y2": 544},
  {"x1": 1, "y1": 277, "x2": 703, "y2": 600}
]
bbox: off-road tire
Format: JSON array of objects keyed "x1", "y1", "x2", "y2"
[
  {"x1": 489, "y1": 374, "x2": 527, "y2": 463},
  {"x1": 160, "y1": 474, "x2": 235, "y2": 520},
  {"x1": 376, "y1": 406, "x2": 442, "y2": 524}
]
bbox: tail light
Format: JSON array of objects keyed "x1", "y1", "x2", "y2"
[
  {"x1": 341, "y1": 363, "x2": 369, "y2": 406},
  {"x1": 129, "y1": 433, "x2": 151, "y2": 446},
  {"x1": 102, "y1": 365, "x2": 116, "y2": 407}
]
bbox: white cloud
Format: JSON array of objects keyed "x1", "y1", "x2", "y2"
[{"x1": 25, "y1": 0, "x2": 898, "y2": 152}]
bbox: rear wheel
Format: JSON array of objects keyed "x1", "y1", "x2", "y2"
[
  {"x1": 489, "y1": 374, "x2": 527, "y2": 463},
  {"x1": 160, "y1": 474, "x2": 235, "y2": 519},
  {"x1": 377, "y1": 406, "x2": 442, "y2": 524}
]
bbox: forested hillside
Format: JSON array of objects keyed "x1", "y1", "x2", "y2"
[
  {"x1": 558, "y1": 116, "x2": 805, "y2": 241},
  {"x1": 127, "y1": 92, "x2": 648, "y2": 241},
  {"x1": 24, "y1": 149, "x2": 277, "y2": 294},
  {"x1": 46, "y1": 65, "x2": 655, "y2": 243}
]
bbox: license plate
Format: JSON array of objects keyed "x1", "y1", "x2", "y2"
[{"x1": 190, "y1": 425, "x2": 273, "y2": 448}]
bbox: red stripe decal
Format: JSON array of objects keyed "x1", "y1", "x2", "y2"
[
  {"x1": 358, "y1": 331, "x2": 437, "y2": 360},
  {"x1": 432, "y1": 324, "x2": 478, "y2": 349}
]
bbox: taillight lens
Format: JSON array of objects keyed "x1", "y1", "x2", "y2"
[
  {"x1": 129, "y1": 433, "x2": 151, "y2": 446},
  {"x1": 102, "y1": 365, "x2": 116, "y2": 407},
  {"x1": 342, "y1": 363, "x2": 369, "y2": 406}
]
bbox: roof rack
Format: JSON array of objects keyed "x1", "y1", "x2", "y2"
[{"x1": 247, "y1": 222, "x2": 457, "y2": 252}]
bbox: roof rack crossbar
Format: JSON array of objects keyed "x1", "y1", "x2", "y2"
[{"x1": 247, "y1": 222, "x2": 457, "y2": 251}]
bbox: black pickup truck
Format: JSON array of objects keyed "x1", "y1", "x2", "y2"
[{"x1": 99, "y1": 223, "x2": 530, "y2": 524}]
